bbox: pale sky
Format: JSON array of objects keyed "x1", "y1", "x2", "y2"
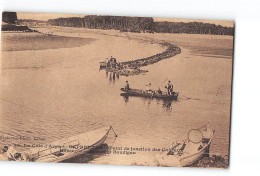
[
  {"x1": 17, "y1": 12, "x2": 234, "y2": 27},
  {"x1": 17, "y1": 12, "x2": 85, "y2": 21}
]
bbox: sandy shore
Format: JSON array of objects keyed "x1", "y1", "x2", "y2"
[{"x1": 1, "y1": 32, "x2": 95, "y2": 51}]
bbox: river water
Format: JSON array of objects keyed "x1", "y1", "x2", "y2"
[{"x1": 0, "y1": 27, "x2": 233, "y2": 166}]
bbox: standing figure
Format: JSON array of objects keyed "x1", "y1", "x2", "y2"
[{"x1": 166, "y1": 80, "x2": 174, "y2": 95}]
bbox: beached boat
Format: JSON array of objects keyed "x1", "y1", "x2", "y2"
[
  {"x1": 15, "y1": 126, "x2": 113, "y2": 162},
  {"x1": 120, "y1": 88, "x2": 178, "y2": 100},
  {"x1": 156, "y1": 124, "x2": 214, "y2": 167}
]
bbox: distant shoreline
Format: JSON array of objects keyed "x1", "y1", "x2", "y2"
[{"x1": 1, "y1": 24, "x2": 38, "y2": 33}]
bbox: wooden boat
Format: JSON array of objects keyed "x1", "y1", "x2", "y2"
[
  {"x1": 156, "y1": 124, "x2": 214, "y2": 167},
  {"x1": 19, "y1": 126, "x2": 113, "y2": 162},
  {"x1": 120, "y1": 88, "x2": 178, "y2": 100}
]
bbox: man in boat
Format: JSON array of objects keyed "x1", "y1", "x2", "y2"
[
  {"x1": 157, "y1": 88, "x2": 162, "y2": 95},
  {"x1": 125, "y1": 81, "x2": 130, "y2": 90},
  {"x1": 166, "y1": 80, "x2": 174, "y2": 95}
]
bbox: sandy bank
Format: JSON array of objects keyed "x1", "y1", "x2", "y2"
[{"x1": 1, "y1": 32, "x2": 95, "y2": 51}]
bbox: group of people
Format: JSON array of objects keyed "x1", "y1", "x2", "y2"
[
  {"x1": 125, "y1": 80, "x2": 175, "y2": 95},
  {"x1": 107, "y1": 56, "x2": 118, "y2": 68},
  {"x1": 158, "y1": 80, "x2": 174, "y2": 95}
]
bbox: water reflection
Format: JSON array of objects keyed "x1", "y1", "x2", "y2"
[
  {"x1": 121, "y1": 93, "x2": 129, "y2": 103},
  {"x1": 162, "y1": 99, "x2": 173, "y2": 111},
  {"x1": 106, "y1": 71, "x2": 120, "y2": 84}
]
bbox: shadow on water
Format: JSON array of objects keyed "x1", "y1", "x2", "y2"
[
  {"x1": 162, "y1": 99, "x2": 173, "y2": 110},
  {"x1": 61, "y1": 144, "x2": 110, "y2": 164},
  {"x1": 120, "y1": 93, "x2": 175, "y2": 111}
]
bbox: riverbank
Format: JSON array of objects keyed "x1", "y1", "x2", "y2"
[
  {"x1": 1, "y1": 24, "x2": 37, "y2": 32},
  {"x1": 1, "y1": 32, "x2": 95, "y2": 51}
]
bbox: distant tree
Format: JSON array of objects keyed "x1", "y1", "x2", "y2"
[{"x1": 2, "y1": 12, "x2": 17, "y2": 24}]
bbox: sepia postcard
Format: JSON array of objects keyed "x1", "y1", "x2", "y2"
[{"x1": 0, "y1": 12, "x2": 234, "y2": 168}]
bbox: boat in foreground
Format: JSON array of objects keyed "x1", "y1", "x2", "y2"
[
  {"x1": 156, "y1": 124, "x2": 214, "y2": 167},
  {"x1": 120, "y1": 88, "x2": 178, "y2": 100},
  {"x1": 0, "y1": 126, "x2": 113, "y2": 162}
]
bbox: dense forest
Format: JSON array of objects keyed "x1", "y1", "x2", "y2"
[
  {"x1": 48, "y1": 15, "x2": 234, "y2": 36},
  {"x1": 18, "y1": 19, "x2": 47, "y2": 27},
  {"x1": 48, "y1": 16, "x2": 155, "y2": 33},
  {"x1": 154, "y1": 21, "x2": 234, "y2": 35}
]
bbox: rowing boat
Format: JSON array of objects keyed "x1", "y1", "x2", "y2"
[
  {"x1": 156, "y1": 124, "x2": 214, "y2": 167},
  {"x1": 120, "y1": 88, "x2": 178, "y2": 100},
  {"x1": 19, "y1": 126, "x2": 113, "y2": 162}
]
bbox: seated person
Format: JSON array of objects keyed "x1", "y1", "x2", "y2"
[
  {"x1": 157, "y1": 88, "x2": 162, "y2": 95},
  {"x1": 125, "y1": 81, "x2": 130, "y2": 90}
]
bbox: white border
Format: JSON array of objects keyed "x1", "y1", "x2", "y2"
[{"x1": 1, "y1": 0, "x2": 260, "y2": 176}]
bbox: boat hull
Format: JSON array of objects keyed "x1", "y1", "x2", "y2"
[
  {"x1": 120, "y1": 88, "x2": 178, "y2": 100},
  {"x1": 156, "y1": 125, "x2": 214, "y2": 167},
  {"x1": 180, "y1": 143, "x2": 211, "y2": 167},
  {"x1": 26, "y1": 126, "x2": 111, "y2": 163}
]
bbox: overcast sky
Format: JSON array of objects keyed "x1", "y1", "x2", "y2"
[
  {"x1": 17, "y1": 12, "x2": 85, "y2": 21},
  {"x1": 17, "y1": 12, "x2": 234, "y2": 27}
]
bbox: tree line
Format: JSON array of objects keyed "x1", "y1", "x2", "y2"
[
  {"x1": 48, "y1": 16, "x2": 154, "y2": 33},
  {"x1": 47, "y1": 15, "x2": 233, "y2": 36},
  {"x1": 154, "y1": 21, "x2": 234, "y2": 35}
]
